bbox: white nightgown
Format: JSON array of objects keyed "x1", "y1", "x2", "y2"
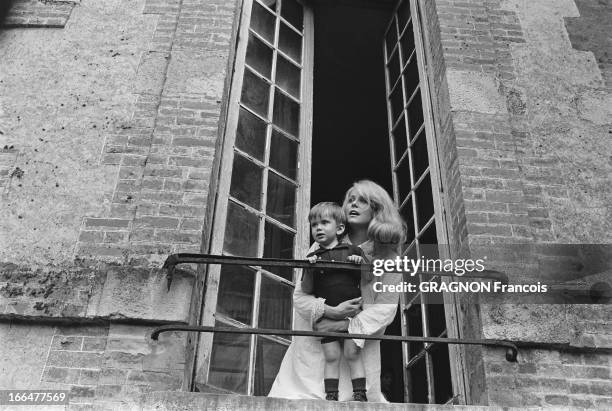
[{"x1": 268, "y1": 240, "x2": 401, "y2": 402}]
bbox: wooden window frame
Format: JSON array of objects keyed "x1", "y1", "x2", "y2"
[
  {"x1": 185, "y1": 0, "x2": 469, "y2": 402},
  {"x1": 383, "y1": 0, "x2": 467, "y2": 405},
  {"x1": 191, "y1": 0, "x2": 315, "y2": 395}
]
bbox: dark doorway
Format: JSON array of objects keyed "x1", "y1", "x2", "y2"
[
  {"x1": 311, "y1": 0, "x2": 404, "y2": 403},
  {"x1": 311, "y1": 1, "x2": 394, "y2": 205}
]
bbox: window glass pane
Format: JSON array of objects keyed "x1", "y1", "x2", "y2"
[
  {"x1": 270, "y1": 129, "x2": 298, "y2": 180},
  {"x1": 258, "y1": 275, "x2": 293, "y2": 329},
  {"x1": 273, "y1": 89, "x2": 300, "y2": 136},
  {"x1": 223, "y1": 201, "x2": 260, "y2": 257},
  {"x1": 261, "y1": 0, "x2": 277, "y2": 10},
  {"x1": 230, "y1": 153, "x2": 263, "y2": 210},
  {"x1": 278, "y1": 22, "x2": 302, "y2": 63},
  {"x1": 420, "y1": 243, "x2": 439, "y2": 260},
  {"x1": 397, "y1": 0, "x2": 411, "y2": 31},
  {"x1": 266, "y1": 172, "x2": 296, "y2": 227},
  {"x1": 411, "y1": 130, "x2": 429, "y2": 180},
  {"x1": 407, "y1": 356, "x2": 428, "y2": 403},
  {"x1": 396, "y1": 155, "x2": 412, "y2": 202},
  {"x1": 208, "y1": 322, "x2": 250, "y2": 394},
  {"x1": 251, "y1": 1, "x2": 275, "y2": 43},
  {"x1": 241, "y1": 69, "x2": 270, "y2": 118},
  {"x1": 389, "y1": 83, "x2": 404, "y2": 123},
  {"x1": 400, "y1": 198, "x2": 416, "y2": 246},
  {"x1": 275, "y1": 54, "x2": 301, "y2": 99},
  {"x1": 246, "y1": 33, "x2": 273, "y2": 78},
  {"x1": 404, "y1": 58, "x2": 419, "y2": 99},
  {"x1": 217, "y1": 265, "x2": 255, "y2": 325},
  {"x1": 408, "y1": 90, "x2": 424, "y2": 137},
  {"x1": 431, "y1": 343, "x2": 453, "y2": 404},
  {"x1": 426, "y1": 297, "x2": 446, "y2": 337},
  {"x1": 392, "y1": 115, "x2": 408, "y2": 165},
  {"x1": 400, "y1": 21, "x2": 415, "y2": 66},
  {"x1": 236, "y1": 108, "x2": 267, "y2": 161},
  {"x1": 415, "y1": 173, "x2": 434, "y2": 232},
  {"x1": 405, "y1": 299, "x2": 423, "y2": 356},
  {"x1": 254, "y1": 338, "x2": 288, "y2": 396},
  {"x1": 280, "y1": 0, "x2": 303, "y2": 31},
  {"x1": 388, "y1": 50, "x2": 401, "y2": 90},
  {"x1": 263, "y1": 222, "x2": 294, "y2": 280},
  {"x1": 385, "y1": 17, "x2": 398, "y2": 57},
  {"x1": 420, "y1": 220, "x2": 437, "y2": 245}
]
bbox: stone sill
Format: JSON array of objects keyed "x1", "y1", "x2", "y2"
[{"x1": 126, "y1": 392, "x2": 520, "y2": 411}]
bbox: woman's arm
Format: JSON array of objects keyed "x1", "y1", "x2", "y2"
[
  {"x1": 348, "y1": 244, "x2": 402, "y2": 345},
  {"x1": 295, "y1": 279, "x2": 363, "y2": 326},
  {"x1": 324, "y1": 297, "x2": 362, "y2": 319},
  {"x1": 293, "y1": 276, "x2": 326, "y2": 327}
]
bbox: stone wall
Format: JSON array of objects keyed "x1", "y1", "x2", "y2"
[
  {"x1": 430, "y1": 0, "x2": 612, "y2": 407},
  {"x1": 1, "y1": 322, "x2": 186, "y2": 409},
  {"x1": 0, "y1": 0, "x2": 237, "y2": 404},
  {"x1": 1, "y1": 0, "x2": 610, "y2": 408}
]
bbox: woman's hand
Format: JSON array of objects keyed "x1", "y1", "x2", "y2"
[
  {"x1": 324, "y1": 297, "x2": 362, "y2": 320},
  {"x1": 314, "y1": 318, "x2": 349, "y2": 332}
]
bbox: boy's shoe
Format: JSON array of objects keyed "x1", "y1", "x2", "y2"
[
  {"x1": 352, "y1": 390, "x2": 368, "y2": 402},
  {"x1": 325, "y1": 391, "x2": 339, "y2": 401}
]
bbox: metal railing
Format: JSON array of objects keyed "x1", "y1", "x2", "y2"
[
  {"x1": 162, "y1": 253, "x2": 509, "y2": 289},
  {"x1": 157, "y1": 253, "x2": 518, "y2": 361}
]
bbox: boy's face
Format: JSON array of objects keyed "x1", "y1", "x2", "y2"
[{"x1": 310, "y1": 215, "x2": 344, "y2": 247}]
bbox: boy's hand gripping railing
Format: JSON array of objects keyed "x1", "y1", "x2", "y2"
[{"x1": 158, "y1": 253, "x2": 518, "y2": 362}]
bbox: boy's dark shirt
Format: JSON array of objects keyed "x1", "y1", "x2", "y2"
[{"x1": 304, "y1": 243, "x2": 365, "y2": 307}]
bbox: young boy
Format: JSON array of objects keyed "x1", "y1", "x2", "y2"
[{"x1": 301, "y1": 202, "x2": 369, "y2": 402}]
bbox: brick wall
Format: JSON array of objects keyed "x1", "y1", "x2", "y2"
[
  {"x1": 76, "y1": 0, "x2": 237, "y2": 266},
  {"x1": 430, "y1": 0, "x2": 612, "y2": 407},
  {"x1": 2, "y1": 0, "x2": 610, "y2": 406},
  {"x1": 0, "y1": 0, "x2": 238, "y2": 400},
  {"x1": 484, "y1": 347, "x2": 612, "y2": 408},
  {"x1": 1, "y1": 322, "x2": 185, "y2": 409}
]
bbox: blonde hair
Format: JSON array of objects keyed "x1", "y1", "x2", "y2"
[{"x1": 342, "y1": 180, "x2": 406, "y2": 244}]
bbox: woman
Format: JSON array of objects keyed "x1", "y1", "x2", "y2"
[{"x1": 268, "y1": 180, "x2": 406, "y2": 402}]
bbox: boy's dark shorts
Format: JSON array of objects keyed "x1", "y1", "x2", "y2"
[{"x1": 321, "y1": 331, "x2": 348, "y2": 344}]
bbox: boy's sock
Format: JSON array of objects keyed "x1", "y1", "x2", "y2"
[
  {"x1": 352, "y1": 378, "x2": 368, "y2": 402},
  {"x1": 324, "y1": 378, "x2": 339, "y2": 400},
  {"x1": 351, "y1": 377, "x2": 366, "y2": 392},
  {"x1": 324, "y1": 378, "x2": 339, "y2": 393}
]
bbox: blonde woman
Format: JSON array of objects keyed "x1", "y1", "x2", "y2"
[{"x1": 269, "y1": 180, "x2": 406, "y2": 402}]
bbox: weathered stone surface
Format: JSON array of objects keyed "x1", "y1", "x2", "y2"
[
  {"x1": 0, "y1": 323, "x2": 57, "y2": 389},
  {"x1": 447, "y1": 70, "x2": 508, "y2": 115},
  {"x1": 164, "y1": 50, "x2": 228, "y2": 98},
  {"x1": 471, "y1": 0, "x2": 612, "y2": 343},
  {"x1": 89, "y1": 267, "x2": 192, "y2": 322},
  {"x1": 0, "y1": 0, "x2": 157, "y2": 266},
  {"x1": 139, "y1": 392, "x2": 513, "y2": 411},
  {"x1": 0, "y1": 262, "x2": 193, "y2": 322}
]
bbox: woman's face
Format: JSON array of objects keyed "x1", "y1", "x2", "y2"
[{"x1": 345, "y1": 191, "x2": 373, "y2": 227}]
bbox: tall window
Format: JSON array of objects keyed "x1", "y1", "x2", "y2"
[
  {"x1": 195, "y1": 0, "x2": 313, "y2": 396},
  {"x1": 196, "y1": 0, "x2": 462, "y2": 403},
  {"x1": 384, "y1": 0, "x2": 454, "y2": 404}
]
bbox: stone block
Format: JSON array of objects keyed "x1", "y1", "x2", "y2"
[
  {"x1": 89, "y1": 268, "x2": 193, "y2": 322},
  {"x1": 47, "y1": 351, "x2": 103, "y2": 369}
]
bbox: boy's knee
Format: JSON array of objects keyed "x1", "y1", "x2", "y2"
[
  {"x1": 343, "y1": 343, "x2": 360, "y2": 361},
  {"x1": 324, "y1": 352, "x2": 340, "y2": 364},
  {"x1": 323, "y1": 343, "x2": 341, "y2": 363}
]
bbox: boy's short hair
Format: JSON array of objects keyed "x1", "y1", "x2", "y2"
[{"x1": 308, "y1": 202, "x2": 346, "y2": 225}]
